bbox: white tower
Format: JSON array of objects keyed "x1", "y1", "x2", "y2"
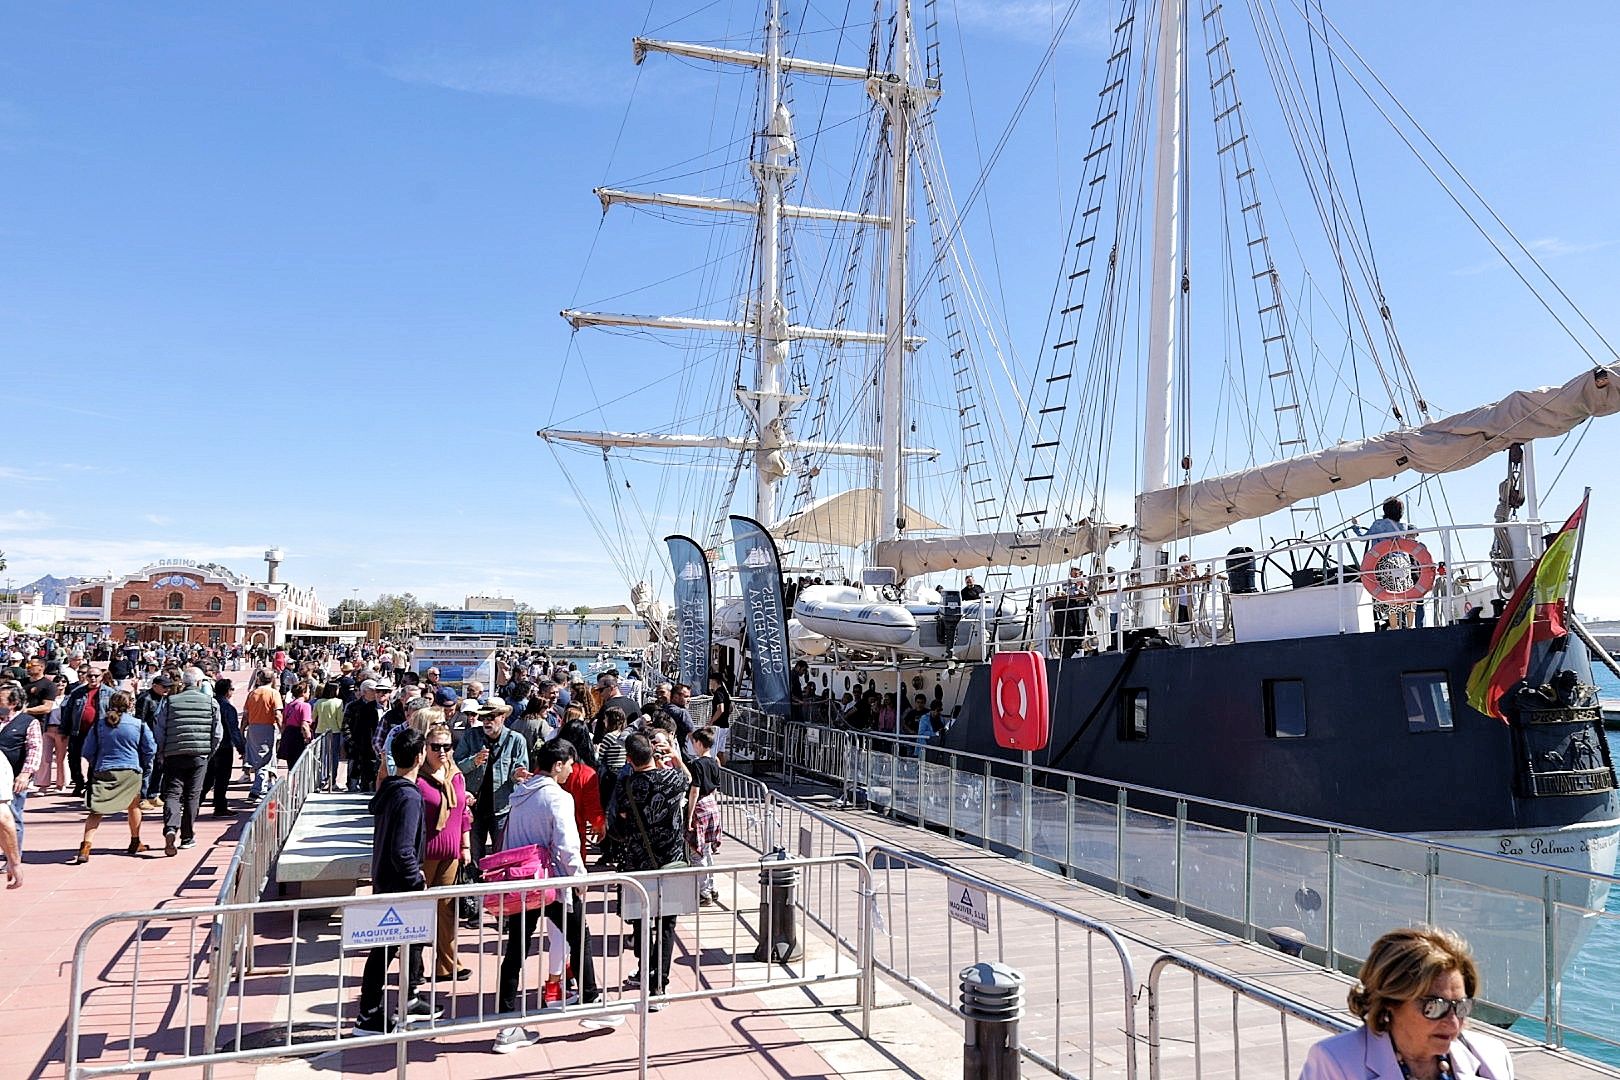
[{"x1": 264, "y1": 547, "x2": 284, "y2": 585}]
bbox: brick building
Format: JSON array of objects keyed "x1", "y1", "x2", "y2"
[{"x1": 64, "y1": 559, "x2": 325, "y2": 648}]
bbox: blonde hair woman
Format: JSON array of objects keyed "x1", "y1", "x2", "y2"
[
  {"x1": 1299, "y1": 926, "x2": 1510, "y2": 1079},
  {"x1": 416, "y1": 718, "x2": 472, "y2": 982}
]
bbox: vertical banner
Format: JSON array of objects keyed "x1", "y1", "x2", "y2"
[
  {"x1": 729, "y1": 515, "x2": 792, "y2": 720},
  {"x1": 664, "y1": 534, "x2": 712, "y2": 692}
]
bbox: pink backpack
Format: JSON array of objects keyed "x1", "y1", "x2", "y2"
[{"x1": 478, "y1": 843, "x2": 555, "y2": 916}]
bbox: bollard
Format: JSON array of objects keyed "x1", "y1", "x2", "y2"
[
  {"x1": 959, "y1": 961, "x2": 1024, "y2": 1080},
  {"x1": 753, "y1": 848, "x2": 803, "y2": 963}
]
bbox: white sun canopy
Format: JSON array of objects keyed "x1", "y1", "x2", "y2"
[
  {"x1": 1135, "y1": 369, "x2": 1620, "y2": 543},
  {"x1": 773, "y1": 487, "x2": 943, "y2": 549}
]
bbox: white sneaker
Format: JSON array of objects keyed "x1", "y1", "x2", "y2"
[
  {"x1": 493, "y1": 1026, "x2": 541, "y2": 1053},
  {"x1": 580, "y1": 1015, "x2": 625, "y2": 1030}
]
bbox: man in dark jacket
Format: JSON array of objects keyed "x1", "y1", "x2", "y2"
[
  {"x1": 355, "y1": 726, "x2": 438, "y2": 1034},
  {"x1": 59, "y1": 669, "x2": 115, "y2": 797},
  {"x1": 135, "y1": 675, "x2": 173, "y2": 807},
  {"x1": 204, "y1": 677, "x2": 245, "y2": 815},
  {"x1": 154, "y1": 671, "x2": 222, "y2": 856}
]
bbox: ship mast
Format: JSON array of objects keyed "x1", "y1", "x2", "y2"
[
  {"x1": 1136, "y1": 0, "x2": 1186, "y2": 625},
  {"x1": 877, "y1": 0, "x2": 915, "y2": 541},
  {"x1": 541, "y1": 4, "x2": 939, "y2": 535},
  {"x1": 744, "y1": 0, "x2": 793, "y2": 527}
]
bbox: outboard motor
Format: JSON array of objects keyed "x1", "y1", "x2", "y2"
[{"x1": 936, "y1": 589, "x2": 963, "y2": 649}]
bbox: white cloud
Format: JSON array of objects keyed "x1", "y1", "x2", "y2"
[
  {"x1": 379, "y1": 46, "x2": 626, "y2": 107},
  {"x1": 0, "y1": 509, "x2": 53, "y2": 532},
  {"x1": 1453, "y1": 236, "x2": 1614, "y2": 276},
  {"x1": 947, "y1": 0, "x2": 1109, "y2": 48}
]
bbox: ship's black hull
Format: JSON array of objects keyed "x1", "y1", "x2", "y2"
[{"x1": 939, "y1": 620, "x2": 1617, "y2": 835}]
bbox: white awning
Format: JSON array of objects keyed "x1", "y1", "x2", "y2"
[{"x1": 774, "y1": 487, "x2": 942, "y2": 549}]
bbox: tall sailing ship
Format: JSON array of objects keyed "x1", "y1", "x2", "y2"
[{"x1": 540, "y1": 0, "x2": 1620, "y2": 1013}]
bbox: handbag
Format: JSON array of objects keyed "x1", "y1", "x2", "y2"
[
  {"x1": 477, "y1": 843, "x2": 555, "y2": 917},
  {"x1": 454, "y1": 862, "x2": 483, "y2": 923}
]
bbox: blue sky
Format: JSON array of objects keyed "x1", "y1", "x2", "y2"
[{"x1": 2, "y1": 1, "x2": 1617, "y2": 616}]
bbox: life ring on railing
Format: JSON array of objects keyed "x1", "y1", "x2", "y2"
[{"x1": 1359, "y1": 536, "x2": 1437, "y2": 602}]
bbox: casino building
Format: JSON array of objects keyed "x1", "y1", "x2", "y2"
[{"x1": 63, "y1": 549, "x2": 326, "y2": 648}]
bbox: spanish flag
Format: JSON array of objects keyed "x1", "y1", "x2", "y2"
[{"x1": 1465, "y1": 496, "x2": 1588, "y2": 722}]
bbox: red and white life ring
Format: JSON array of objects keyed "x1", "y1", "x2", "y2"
[{"x1": 1359, "y1": 536, "x2": 1437, "y2": 603}]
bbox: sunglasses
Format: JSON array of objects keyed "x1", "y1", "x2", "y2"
[
  {"x1": 1416, "y1": 996, "x2": 1473, "y2": 1021},
  {"x1": 428, "y1": 743, "x2": 453, "y2": 751}
]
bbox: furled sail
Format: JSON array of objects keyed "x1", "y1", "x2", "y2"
[
  {"x1": 874, "y1": 520, "x2": 1126, "y2": 578},
  {"x1": 1136, "y1": 370, "x2": 1619, "y2": 543}
]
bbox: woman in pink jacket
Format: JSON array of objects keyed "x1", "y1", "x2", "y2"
[
  {"x1": 417, "y1": 719, "x2": 473, "y2": 982},
  {"x1": 1299, "y1": 926, "x2": 1511, "y2": 1079}
]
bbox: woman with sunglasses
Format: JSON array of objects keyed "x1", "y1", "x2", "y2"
[
  {"x1": 1300, "y1": 926, "x2": 1511, "y2": 1079},
  {"x1": 416, "y1": 717, "x2": 473, "y2": 982}
]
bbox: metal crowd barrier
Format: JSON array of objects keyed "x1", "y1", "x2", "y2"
[
  {"x1": 204, "y1": 732, "x2": 329, "y2": 1058},
  {"x1": 1146, "y1": 953, "x2": 1351, "y2": 1079},
  {"x1": 863, "y1": 841, "x2": 1140, "y2": 1079},
  {"x1": 69, "y1": 856, "x2": 874, "y2": 1080}
]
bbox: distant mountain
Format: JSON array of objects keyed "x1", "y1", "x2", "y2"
[{"x1": 20, "y1": 575, "x2": 83, "y2": 605}]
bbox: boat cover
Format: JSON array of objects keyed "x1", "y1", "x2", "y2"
[{"x1": 1135, "y1": 369, "x2": 1620, "y2": 543}]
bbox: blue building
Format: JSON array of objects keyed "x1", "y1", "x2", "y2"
[{"x1": 432, "y1": 609, "x2": 519, "y2": 640}]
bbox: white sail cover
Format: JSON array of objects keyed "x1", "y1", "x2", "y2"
[
  {"x1": 874, "y1": 520, "x2": 1126, "y2": 578},
  {"x1": 1136, "y1": 370, "x2": 1620, "y2": 543},
  {"x1": 774, "y1": 487, "x2": 942, "y2": 548}
]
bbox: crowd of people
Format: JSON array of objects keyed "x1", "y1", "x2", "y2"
[{"x1": 318, "y1": 653, "x2": 731, "y2": 1049}]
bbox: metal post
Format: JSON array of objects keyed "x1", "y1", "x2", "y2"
[
  {"x1": 1424, "y1": 848, "x2": 1438, "y2": 927},
  {"x1": 1542, "y1": 872, "x2": 1562, "y2": 1046},
  {"x1": 1173, "y1": 799, "x2": 1186, "y2": 918},
  {"x1": 1325, "y1": 832, "x2": 1339, "y2": 969},
  {"x1": 1020, "y1": 751, "x2": 1033, "y2": 863},
  {"x1": 755, "y1": 849, "x2": 803, "y2": 963},
  {"x1": 1115, "y1": 788, "x2": 1128, "y2": 896},
  {"x1": 1242, "y1": 813, "x2": 1256, "y2": 941},
  {"x1": 960, "y1": 961, "x2": 1024, "y2": 1080}
]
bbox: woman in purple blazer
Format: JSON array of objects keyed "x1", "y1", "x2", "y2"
[{"x1": 1299, "y1": 927, "x2": 1512, "y2": 1079}]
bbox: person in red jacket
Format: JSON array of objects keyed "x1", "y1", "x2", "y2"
[{"x1": 560, "y1": 748, "x2": 605, "y2": 851}]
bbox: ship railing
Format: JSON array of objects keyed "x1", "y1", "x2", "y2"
[
  {"x1": 746, "y1": 718, "x2": 1620, "y2": 1054},
  {"x1": 975, "y1": 519, "x2": 1546, "y2": 657}
]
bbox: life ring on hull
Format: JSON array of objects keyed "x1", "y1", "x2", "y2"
[{"x1": 1359, "y1": 536, "x2": 1437, "y2": 602}]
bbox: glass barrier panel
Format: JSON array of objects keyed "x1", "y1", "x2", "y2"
[
  {"x1": 1180, "y1": 820, "x2": 1249, "y2": 925},
  {"x1": 1122, "y1": 807, "x2": 1178, "y2": 903},
  {"x1": 1328, "y1": 858, "x2": 1427, "y2": 962},
  {"x1": 1249, "y1": 834, "x2": 1332, "y2": 950}
]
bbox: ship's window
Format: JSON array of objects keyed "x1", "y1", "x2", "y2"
[
  {"x1": 1119, "y1": 688, "x2": 1149, "y2": 741},
  {"x1": 1265, "y1": 679, "x2": 1308, "y2": 738},
  {"x1": 1402, "y1": 671, "x2": 1454, "y2": 732}
]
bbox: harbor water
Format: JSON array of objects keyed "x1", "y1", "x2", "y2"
[{"x1": 1509, "y1": 666, "x2": 1620, "y2": 1061}]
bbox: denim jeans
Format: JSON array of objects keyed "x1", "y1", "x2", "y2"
[
  {"x1": 9, "y1": 787, "x2": 25, "y2": 854},
  {"x1": 319, "y1": 735, "x2": 341, "y2": 790},
  {"x1": 245, "y1": 726, "x2": 278, "y2": 799}
]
